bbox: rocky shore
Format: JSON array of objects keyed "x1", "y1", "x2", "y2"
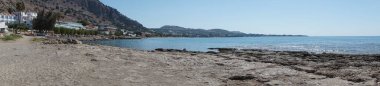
[
  {"x1": 1, "y1": 37, "x2": 379, "y2": 86},
  {"x1": 156, "y1": 48, "x2": 380, "y2": 85}
]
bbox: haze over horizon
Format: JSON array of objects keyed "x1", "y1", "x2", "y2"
[{"x1": 100, "y1": 0, "x2": 380, "y2": 36}]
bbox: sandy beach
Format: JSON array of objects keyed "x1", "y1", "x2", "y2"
[{"x1": 0, "y1": 36, "x2": 379, "y2": 86}]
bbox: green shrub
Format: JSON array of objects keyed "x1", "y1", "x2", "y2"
[
  {"x1": 31, "y1": 38, "x2": 48, "y2": 42},
  {"x1": 1, "y1": 34, "x2": 23, "y2": 41}
]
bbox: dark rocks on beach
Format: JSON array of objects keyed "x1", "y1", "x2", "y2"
[
  {"x1": 90, "y1": 59, "x2": 98, "y2": 62},
  {"x1": 43, "y1": 39, "x2": 82, "y2": 44},
  {"x1": 152, "y1": 47, "x2": 380, "y2": 84},
  {"x1": 291, "y1": 65, "x2": 316, "y2": 73},
  {"x1": 209, "y1": 48, "x2": 237, "y2": 53},
  {"x1": 206, "y1": 51, "x2": 218, "y2": 54},
  {"x1": 85, "y1": 53, "x2": 95, "y2": 57},
  {"x1": 228, "y1": 74, "x2": 256, "y2": 80},
  {"x1": 155, "y1": 48, "x2": 188, "y2": 52}
]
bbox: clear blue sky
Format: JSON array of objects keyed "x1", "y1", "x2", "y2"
[{"x1": 100, "y1": 0, "x2": 380, "y2": 36}]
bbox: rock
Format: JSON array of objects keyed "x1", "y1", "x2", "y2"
[
  {"x1": 292, "y1": 66, "x2": 316, "y2": 73},
  {"x1": 72, "y1": 39, "x2": 82, "y2": 44},
  {"x1": 209, "y1": 48, "x2": 237, "y2": 53},
  {"x1": 154, "y1": 48, "x2": 184, "y2": 52},
  {"x1": 228, "y1": 74, "x2": 255, "y2": 80},
  {"x1": 265, "y1": 80, "x2": 290, "y2": 86},
  {"x1": 256, "y1": 77, "x2": 270, "y2": 82},
  {"x1": 155, "y1": 48, "x2": 165, "y2": 52},
  {"x1": 43, "y1": 39, "x2": 82, "y2": 44},
  {"x1": 215, "y1": 63, "x2": 225, "y2": 66},
  {"x1": 190, "y1": 53, "x2": 197, "y2": 56},
  {"x1": 85, "y1": 53, "x2": 95, "y2": 57},
  {"x1": 90, "y1": 59, "x2": 98, "y2": 61},
  {"x1": 206, "y1": 51, "x2": 218, "y2": 54}
]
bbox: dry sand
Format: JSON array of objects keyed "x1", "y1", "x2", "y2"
[{"x1": 0, "y1": 36, "x2": 378, "y2": 86}]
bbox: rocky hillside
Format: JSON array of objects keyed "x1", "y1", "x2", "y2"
[
  {"x1": 152, "y1": 25, "x2": 307, "y2": 37},
  {"x1": 151, "y1": 25, "x2": 248, "y2": 37},
  {"x1": 0, "y1": 0, "x2": 149, "y2": 32}
]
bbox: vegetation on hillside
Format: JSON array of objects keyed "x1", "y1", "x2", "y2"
[
  {"x1": 152, "y1": 25, "x2": 307, "y2": 37},
  {"x1": 152, "y1": 25, "x2": 247, "y2": 37},
  {"x1": 0, "y1": 0, "x2": 149, "y2": 32},
  {"x1": 77, "y1": 20, "x2": 91, "y2": 26}
]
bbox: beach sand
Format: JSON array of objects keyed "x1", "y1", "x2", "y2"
[{"x1": 0, "y1": 36, "x2": 378, "y2": 86}]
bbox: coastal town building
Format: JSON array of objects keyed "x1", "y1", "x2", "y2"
[
  {"x1": 98, "y1": 25, "x2": 117, "y2": 35},
  {"x1": 55, "y1": 22, "x2": 85, "y2": 30},
  {"x1": 120, "y1": 29, "x2": 137, "y2": 37},
  {"x1": 0, "y1": 13, "x2": 17, "y2": 23},
  {"x1": 85, "y1": 25, "x2": 98, "y2": 31},
  {"x1": 0, "y1": 21, "x2": 9, "y2": 37},
  {"x1": 0, "y1": 12, "x2": 37, "y2": 29},
  {"x1": 14, "y1": 12, "x2": 37, "y2": 27}
]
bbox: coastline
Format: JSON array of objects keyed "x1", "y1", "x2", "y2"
[{"x1": 0, "y1": 36, "x2": 379, "y2": 85}]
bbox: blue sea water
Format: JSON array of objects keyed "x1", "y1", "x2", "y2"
[{"x1": 85, "y1": 36, "x2": 380, "y2": 54}]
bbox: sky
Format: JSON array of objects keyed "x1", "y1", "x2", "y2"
[{"x1": 100, "y1": 0, "x2": 380, "y2": 36}]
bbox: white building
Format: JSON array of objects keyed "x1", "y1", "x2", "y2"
[
  {"x1": 98, "y1": 25, "x2": 117, "y2": 35},
  {"x1": 14, "y1": 12, "x2": 37, "y2": 27},
  {"x1": 0, "y1": 12, "x2": 37, "y2": 28},
  {"x1": 0, "y1": 21, "x2": 9, "y2": 36},
  {"x1": 0, "y1": 22, "x2": 8, "y2": 30},
  {"x1": 0, "y1": 13, "x2": 17, "y2": 23},
  {"x1": 55, "y1": 22, "x2": 85, "y2": 30}
]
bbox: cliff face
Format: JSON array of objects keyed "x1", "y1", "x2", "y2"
[{"x1": 0, "y1": 0, "x2": 149, "y2": 32}]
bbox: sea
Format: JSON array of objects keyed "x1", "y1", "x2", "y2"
[{"x1": 85, "y1": 36, "x2": 380, "y2": 54}]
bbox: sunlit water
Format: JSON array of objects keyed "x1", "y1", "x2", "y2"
[{"x1": 85, "y1": 36, "x2": 380, "y2": 54}]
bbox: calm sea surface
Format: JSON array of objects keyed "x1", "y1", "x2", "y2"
[{"x1": 85, "y1": 36, "x2": 380, "y2": 54}]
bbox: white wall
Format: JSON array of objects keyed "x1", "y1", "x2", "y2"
[{"x1": 0, "y1": 22, "x2": 6, "y2": 29}]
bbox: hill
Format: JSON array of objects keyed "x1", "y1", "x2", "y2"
[
  {"x1": 152, "y1": 25, "x2": 248, "y2": 37},
  {"x1": 0, "y1": 0, "x2": 149, "y2": 32},
  {"x1": 151, "y1": 25, "x2": 307, "y2": 37}
]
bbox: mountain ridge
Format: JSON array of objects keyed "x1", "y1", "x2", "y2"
[
  {"x1": 151, "y1": 25, "x2": 307, "y2": 37},
  {"x1": 0, "y1": 0, "x2": 149, "y2": 32}
]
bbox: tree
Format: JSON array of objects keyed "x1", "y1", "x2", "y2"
[
  {"x1": 115, "y1": 29, "x2": 124, "y2": 36},
  {"x1": 7, "y1": 23, "x2": 28, "y2": 34},
  {"x1": 77, "y1": 20, "x2": 90, "y2": 26},
  {"x1": 55, "y1": 12, "x2": 65, "y2": 21},
  {"x1": 16, "y1": 2, "x2": 25, "y2": 11},
  {"x1": 32, "y1": 10, "x2": 59, "y2": 33},
  {"x1": 7, "y1": 8, "x2": 15, "y2": 14}
]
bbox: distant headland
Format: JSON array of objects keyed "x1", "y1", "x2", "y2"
[{"x1": 150, "y1": 25, "x2": 307, "y2": 37}]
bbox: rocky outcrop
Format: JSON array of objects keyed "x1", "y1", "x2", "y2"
[
  {"x1": 43, "y1": 39, "x2": 82, "y2": 44},
  {"x1": 155, "y1": 48, "x2": 380, "y2": 85}
]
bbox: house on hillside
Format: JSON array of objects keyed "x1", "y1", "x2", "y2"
[
  {"x1": 85, "y1": 25, "x2": 98, "y2": 31},
  {"x1": 55, "y1": 22, "x2": 85, "y2": 30},
  {"x1": 120, "y1": 29, "x2": 136, "y2": 37},
  {"x1": 98, "y1": 25, "x2": 117, "y2": 35}
]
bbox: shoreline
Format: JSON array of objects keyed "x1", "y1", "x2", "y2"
[{"x1": 1, "y1": 36, "x2": 379, "y2": 85}]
